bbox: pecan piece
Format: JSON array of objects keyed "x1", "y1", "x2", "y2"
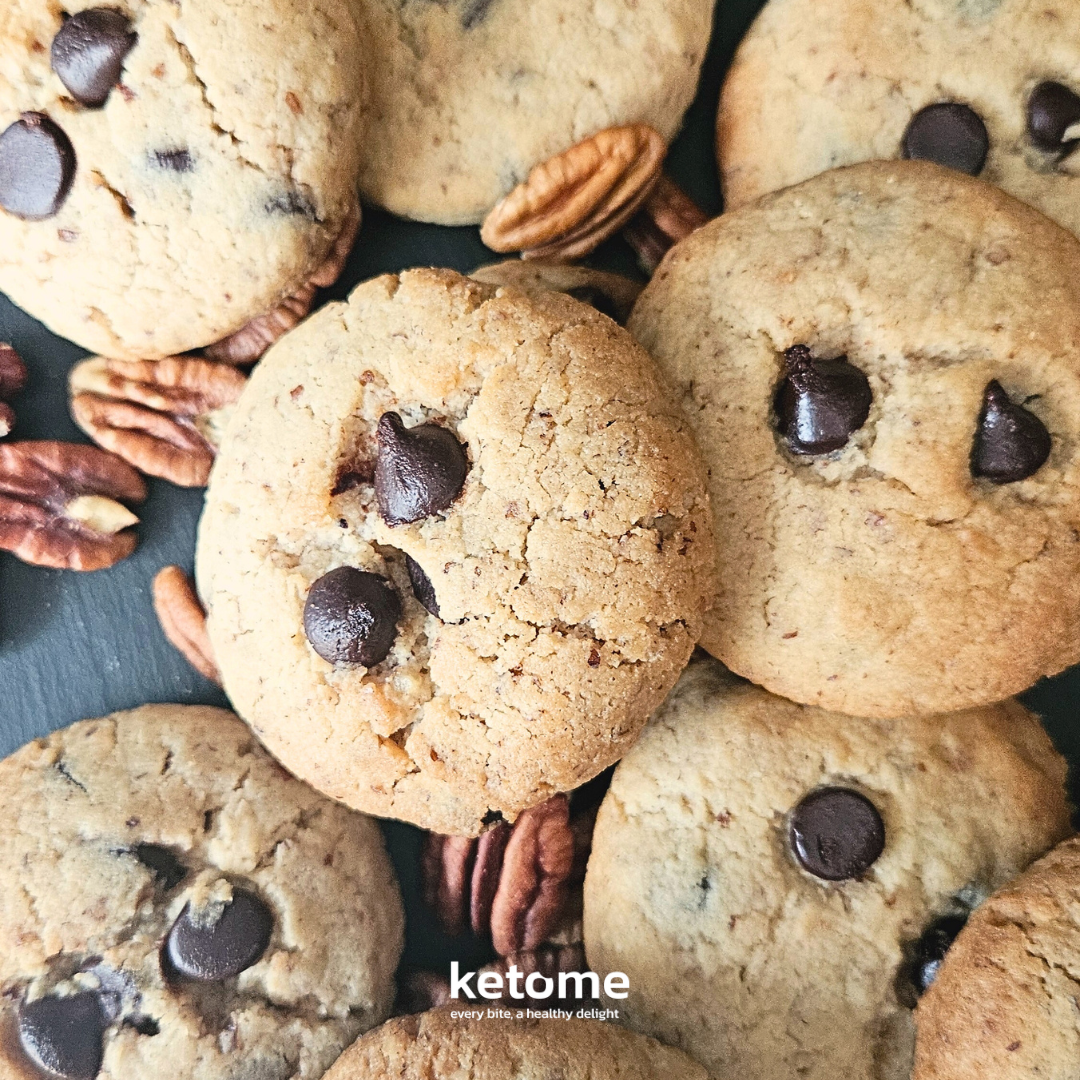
[
  {"x1": 481, "y1": 125, "x2": 666, "y2": 262},
  {"x1": 0, "y1": 344, "x2": 27, "y2": 438},
  {"x1": 70, "y1": 356, "x2": 247, "y2": 487},
  {"x1": 205, "y1": 200, "x2": 361, "y2": 365},
  {"x1": 623, "y1": 174, "x2": 710, "y2": 273},
  {"x1": 0, "y1": 441, "x2": 145, "y2": 570},
  {"x1": 420, "y1": 833, "x2": 476, "y2": 938},
  {"x1": 152, "y1": 566, "x2": 221, "y2": 685}
]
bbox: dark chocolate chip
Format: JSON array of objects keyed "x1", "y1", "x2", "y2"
[
  {"x1": 133, "y1": 844, "x2": 186, "y2": 891},
  {"x1": 165, "y1": 888, "x2": 273, "y2": 982},
  {"x1": 375, "y1": 412, "x2": 468, "y2": 526},
  {"x1": 567, "y1": 285, "x2": 623, "y2": 324},
  {"x1": 51, "y1": 8, "x2": 137, "y2": 108},
  {"x1": 902, "y1": 103, "x2": 989, "y2": 176},
  {"x1": 460, "y1": 0, "x2": 496, "y2": 29},
  {"x1": 153, "y1": 149, "x2": 193, "y2": 173},
  {"x1": 775, "y1": 345, "x2": 871, "y2": 455},
  {"x1": 0, "y1": 113, "x2": 77, "y2": 220},
  {"x1": 265, "y1": 191, "x2": 317, "y2": 219},
  {"x1": 18, "y1": 992, "x2": 106, "y2": 1080},
  {"x1": 912, "y1": 913, "x2": 968, "y2": 995},
  {"x1": 303, "y1": 566, "x2": 401, "y2": 666},
  {"x1": 971, "y1": 380, "x2": 1051, "y2": 484},
  {"x1": 406, "y1": 554, "x2": 440, "y2": 617},
  {"x1": 788, "y1": 787, "x2": 885, "y2": 881},
  {"x1": 1027, "y1": 81, "x2": 1080, "y2": 152}
]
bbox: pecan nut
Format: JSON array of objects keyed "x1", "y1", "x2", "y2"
[
  {"x1": 623, "y1": 173, "x2": 710, "y2": 273},
  {"x1": 204, "y1": 200, "x2": 361, "y2": 365},
  {"x1": 481, "y1": 125, "x2": 666, "y2": 261},
  {"x1": 0, "y1": 344, "x2": 27, "y2": 438},
  {"x1": 152, "y1": 565, "x2": 221, "y2": 685},
  {"x1": 0, "y1": 441, "x2": 146, "y2": 570},
  {"x1": 70, "y1": 356, "x2": 247, "y2": 487}
]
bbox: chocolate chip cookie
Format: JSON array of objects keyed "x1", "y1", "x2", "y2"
[
  {"x1": 912, "y1": 833, "x2": 1080, "y2": 1080},
  {"x1": 630, "y1": 160, "x2": 1080, "y2": 718},
  {"x1": 323, "y1": 1007, "x2": 709, "y2": 1080},
  {"x1": 0, "y1": 0, "x2": 363, "y2": 360},
  {"x1": 347, "y1": 0, "x2": 713, "y2": 224},
  {"x1": 718, "y1": 0, "x2": 1080, "y2": 239},
  {"x1": 196, "y1": 268, "x2": 716, "y2": 837},
  {"x1": 0, "y1": 704, "x2": 404, "y2": 1080},
  {"x1": 583, "y1": 656, "x2": 1072, "y2": 1080}
]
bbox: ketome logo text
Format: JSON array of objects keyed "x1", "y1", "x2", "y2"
[{"x1": 449, "y1": 961, "x2": 629, "y2": 1001}]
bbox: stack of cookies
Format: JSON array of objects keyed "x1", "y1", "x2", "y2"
[{"x1": 3, "y1": 1, "x2": 1080, "y2": 1079}]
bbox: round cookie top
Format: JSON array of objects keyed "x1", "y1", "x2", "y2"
[
  {"x1": 717, "y1": 0, "x2": 1080, "y2": 231},
  {"x1": 0, "y1": 0, "x2": 363, "y2": 360},
  {"x1": 913, "y1": 834, "x2": 1080, "y2": 1080},
  {"x1": 630, "y1": 160, "x2": 1080, "y2": 718},
  {"x1": 324, "y1": 1007, "x2": 710, "y2": 1079},
  {"x1": 197, "y1": 267, "x2": 716, "y2": 837},
  {"x1": 347, "y1": 0, "x2": 714, "y2": 224},
  {"x1": 582, "y1": 656, "x2": 1072, "y2": 1080},
  {"x1": 0, "y1": 704, "x2": 404, "y2": 1080}
]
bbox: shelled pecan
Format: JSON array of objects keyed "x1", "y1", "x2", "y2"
[
  {"x1": 205, "y1": 200, "x2": 361, "y2": 365},
  {"x1": 152, "y1": 566, "x2": 220, "y2": 685},
  {"x1": 70, "y1": 356, "x2": 247, "y2": 487},
  {"x1": 0, "y1": 344, "x2": 27, "y2": 439},
  {"x1": 481, "y1": 125, "x2": 665, "y2": 262},
  {"x1": 623, "y1": 174, "x2": 710, "y2": 273},
  {"x1": 0, "y1": 441, "x2": 145, "y2": 570}
]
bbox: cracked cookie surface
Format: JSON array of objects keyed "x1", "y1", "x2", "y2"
[
  {"x1": 324, "y1": 1006, "x2": 709, "y2": 1079},
  {"x1": 346, "y1": 0, "x2": 713, "y2": 224},
  {"x1": 196, "y1": 268, "x2": 716, "y2": 837},
  {"x1": 913, "y1": 834, "x2": 1080, "y2": 1080},
  {"x1": 582, "y1": 656, "x2": 1072, "y2": 1080},
  {"x1": 718, "y1": 0, "x2": 1080, "y2": 235},
  {"x1": 0, "y1": 0, "x2": 363, "y2": 360},
  {"x1": 630, "y1": 160, "x2": 1080, "y2": 718},
  {"x1": 0, "y1": 704, "x2": 403, "y2": 1080}
]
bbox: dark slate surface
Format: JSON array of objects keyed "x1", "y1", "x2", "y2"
[{"x1": 1, "y1": 0, "x2": 1078, "y2": 977}]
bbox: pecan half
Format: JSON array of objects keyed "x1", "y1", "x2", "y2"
[
  {"x1": 481, "y1": 125, "x2": 666, "y2": 262},
  {"x1": 0, "y1": 344, "x2": 27, "y2": 439},
  {"x1": 623, "y1": 174, "x2": 710, "y2": 273},
  {"x1": 0, "y1": 441, "x2": 145, "y2": 570},
  {"x1": 420, "y1": 833, "x2": 477, "y2": 938},
  {"x1": 152, "y1": 565, "x2": 221, "y2": 685},
  {"x1": 70, "y1": 356, "x2": 247, "y2": 487},
  {"x1": 204, "y1": 200, "x2": 361, "y2": 365}
]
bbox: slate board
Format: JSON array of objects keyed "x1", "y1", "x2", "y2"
[{"x1": 1, "y1": 0, "x2": 1077, "y2": 976}]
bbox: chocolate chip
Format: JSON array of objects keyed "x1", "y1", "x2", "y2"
[
  {"x1": 567, "y1": 285, "x2": 623, "y2": 324},
  {"x1": 375, "y1": 412, "x2": 468, "y2": 526},
  {"x1": 971, "y1": 380, "x2": 1051, "y2": 484},
  {"x1": 265, "y1": 191, "x2": 317, "y2": 219},
  {"x1": 775, "y1": 345, "x2": 871, "y2": 455},
  {"x1": 303, "y1": 566, "x2": 401, "y2": 666},
  {"x1": 902, "y1": 103, "x2": 989, "y2": 176},
  {"x1": 788, "y1": 787, "x2": 885, "y2": 881},
  {"x1": 165, "y1": 888, "x2": 273, "y2": 982},
  {"x1": 460, "y1": 0, "x2": 496, "y2": 29},
  {"x1": 51, "y1": 9, "x2": 137, "y2": 108},
  {"x1": 912, "y1": 913, "x2": 968, "y2": 995},
  {"x1": 153, "y1": 149, "x2": 193, "y2": 173},
  {"x1": 0, "y1": 113, "x2": 77, "y2": 220},
  {"x1": 133, "y1": 844, "x2": 186, "y2": 891},
  {"x1": 1027, "y1": 81, "x2": 1080, "y2": 152},
  {"x1": 18, "y1": 992, "x2": 106, "y2": 1080},
  {"x1": 406, "y1": 554, "x2": 440, "y2": 617}
]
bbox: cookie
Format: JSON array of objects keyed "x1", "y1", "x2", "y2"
[
  {"x1": 470, "y1": 261, "x2": 643, "y2": 326},
  {"x1": 0, "y1": 0, "x2": 364, "y2": 360},
  {"x1": 582, "y1": 656, "x2": 1072, "y2": 1080},
  {"x1": 196, "y1": 267, "x2": 716, "y2": 837},
  {"x1": 717, "y1": 0, "x2": 1080, "y2": 234},
  {"x1": 347, "y1": 0, "x2": 714, "y2": 224},
  {"x1": 629, "y1": 160, "x2": 1080, "y2": 718},
  {"x1": 912, "y1": 834, "x2": 1080, "y2": 1080},
  {"x1": 323, "y1": 1007, "x2": 709, "y2": 1080},
  {"x1": 0, "y1": 704, "x2": 404, "y2": 1080}
]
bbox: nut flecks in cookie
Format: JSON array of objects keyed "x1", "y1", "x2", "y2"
[
  {"x1": 788, "y1": 786, "x2": 885, "y2": 881},
  {"x1": 303, "y1": 566, "x2": 402, "y2": 666},
  {"x1": 971, "y1": 380, "x2": 1051, "y2": 484},
  {"x1": 0, "y1": 113, "x2": 76, "y2": 220},
  {"x1": 165, "y1": 889, "x2": 274, "y2": 981},
  {"x1": 901, "y1": 103, "x2": 989, "y2": 176},
  {"x1": 51, "y1": 9, "x2": 137, "y2": 109},
  {"x1": 374, "y1": 411, "x2": 469, "y2": 526}
]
